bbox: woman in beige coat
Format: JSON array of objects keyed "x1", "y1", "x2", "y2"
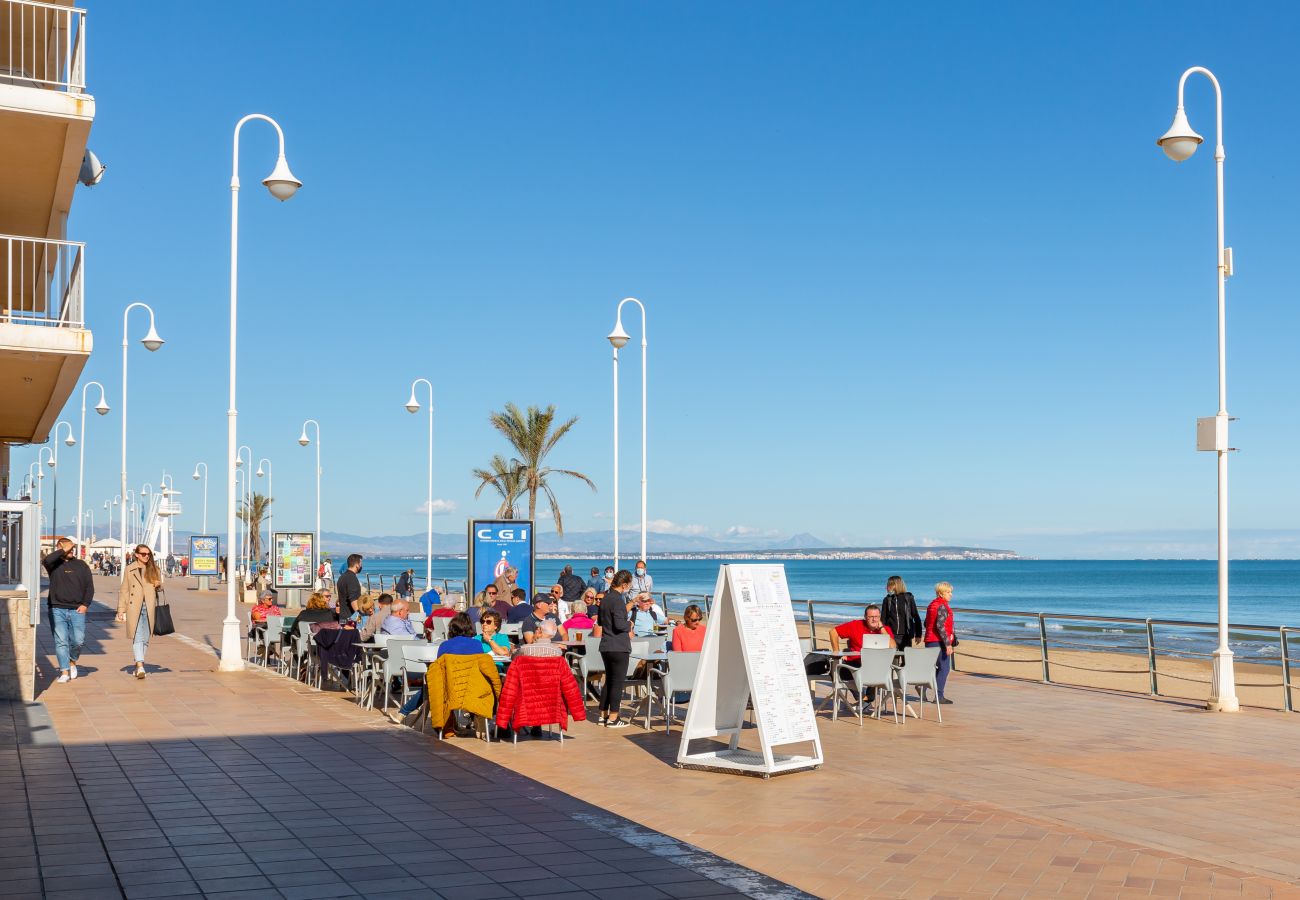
[{"x1": 117, "y1": 544, "x2": 161, "y2": 679}]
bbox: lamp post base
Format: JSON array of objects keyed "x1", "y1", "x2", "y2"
[
  {"x1": 1207, "y1": 648, "x2": 1239, "y2": 712},
  {"x1": 217, "y1": 617, "x2": 245, "y2": 672}
]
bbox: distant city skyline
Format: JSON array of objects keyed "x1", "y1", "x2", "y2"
[{"x1": 9, "y1": 2, "x2": 1300, "y2": 559}]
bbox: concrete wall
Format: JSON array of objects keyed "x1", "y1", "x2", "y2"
[{"x1": 0, "y1": 593, "x2": 36, "y2": 701}]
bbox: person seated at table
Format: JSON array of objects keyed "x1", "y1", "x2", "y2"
[
  {"x1": 829, "y1": 603, "x2": 894, "y2": 705},
  {"x1": 523, "y1": 595, "x2": 568, "y2": 644},
  {"x1": 429, "y1": 595, "x2": 458, "y2": 618},
  {"x1": 349, "y1": 595, "x2": 376, "y2": 632},
  {"x1": 669, "y1": 604, "x2": 707, "y2": 652},
  {"x1": 248, "y1": 589, "x2": 282, "y2": 635},
  {"x1": 360, "y1": 593, "x2": 394, "y2": 640},
  {"x1": 578, "y1": 588, "x2": 601, "y2": 618},
  {"x1": 628, "y1": 593, "x2": 668, "y2": 637},
  {"x1": 393, "y1": 613, "x2": 484, "y2": 728},
  {"x1": 546, "y1": 583, "x2": 572, "y2": 621},
  {"x1": 505, "y1": 587, "x2": 534, "y2": 625},
  {"x1": 380, "y1": 599, "x2": 418, "y2": 637},
  {"x1": 479, "y1": 584, "x2": 510, "y2": 619},
  {"x1": 477, "y1": 610, "x2": 512, "y2": 667},
  {"x1": 517, "y1": 618, "x2": 565, "y2": 658},
  {"x1": 295, "y1": 591, "x2": 337, "y2": 626},
  {"x1": 562, "y1": 599, "x2": 596, "y2": 635}
]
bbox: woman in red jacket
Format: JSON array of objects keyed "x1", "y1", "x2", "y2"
[{"x1": 924, "y1": 582, "x2": 956, "y2": 705}]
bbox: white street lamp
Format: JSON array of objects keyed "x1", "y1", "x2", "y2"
[
  {"x1": 404, "y1": 379, "x2": 434, "y2": 592},
  {"x1": 86, "y1": 508, "x2": 94, "y2": 544},
  {"x1": 1157, "y1": 66, "x2": 1238, "y2": 712},
  {"x1": 140, "y1": 482, "x2": 154, "y2": 547},
  {"x1": 36, "y1": 447, "x2": 53, "y2": 534},
  {"x1": 298, "y1": 419, "x2": 322, "y2": 572},
  {"x1": 50, "y1": 420, "x2": 74, "y2": 538},
  {"x1": 76, "y1": 381, "x2": 109, "y2": 548},
  {"x1": 256, "y1": 457, "x2": 273, "y2": 570},
  {"x1": 124, "y1": 489, "x2": 136, "y2": 547},
  {"x1": 120, "y1": 301, "x2": 163, "y2": 582},
  {"x1": 192, "y1": 462, "x2": 209, "y2": 533},
  {"x1": 105, "y1": 496, "x2": 119, "y2": 561},
  {"x1": 221, "y1": 113, "x2": 301, "y2": 674},
  {"x1": 607, "y1": 297, "x2": 648, "y2": 567}
]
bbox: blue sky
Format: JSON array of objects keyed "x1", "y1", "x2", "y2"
[{"x1": 15, "y1": 1, "x2": 1300, "y2": 557}]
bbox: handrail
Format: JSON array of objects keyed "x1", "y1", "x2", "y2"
[{"x1": 650, "y1": 590, "x2": 1299, "y2": 713}]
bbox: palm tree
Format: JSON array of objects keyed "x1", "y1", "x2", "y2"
[
  {"x1": 485, "y1": 403, "x2": 595, "y2": 535},
  {"x1": 472, "y1": 455, "x2": 527, "y2": 519},
  {"x1": 237, "y1": 492, "x2": 273, "y2": 563}
]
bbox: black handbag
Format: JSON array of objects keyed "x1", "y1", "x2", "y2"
[{"x1": 153, "y1": 589, "x2": 176, "y2": 636}]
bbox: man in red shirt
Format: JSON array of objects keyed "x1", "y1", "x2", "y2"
[{"x1": 828, "y1": 604, "x2": 894, "y2": 707}]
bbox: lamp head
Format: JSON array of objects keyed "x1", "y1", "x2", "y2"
[
  {"x1": 192, "y1": 468, "x2": 201, "y2": 480},
  {"x1": 607, "y1": 319, "x2": 631, "y2": 349},
  {"x1": 141, "y1": 324, "x2": 164, "y2": 351},
  {"x1": 405, "y1": 391, "x2": 420, "y2": 414},
  {"x1": 298, "y1": 431, "x2": 311, "y2": 447},
  {"x1": 256, "y1": 466, "x2": 265, "y2": 478},
  {"x1": 262, "y1": 156, "x2": 302, "y2": 201},
  {"x1": 45, "y1": 455, "x2": 55, "y2": 468},
  {"x1": 64, "y1": 434, "x2": 75, "y2": 447},
  {"x1": 94, "y1": 398, "x2": 110, "y2": 415},
  {"x1": 1157, "y1": 107, "x2": 1203, "y2": 162},
  {"x1": 235, "y1": 457, "x2": 244, "y2": 468}
]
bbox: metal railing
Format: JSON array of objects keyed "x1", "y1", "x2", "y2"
[
  {"x1": 2, "y1": 234, "x2": 84, "y2": 327},
  {"x1": 0, "y1": 0, "x2": 86, "y2": 93},
  {"x1": 362, "y1": 573, "x2": 467, "y2": 598},
  {"x1": 648, "y1": 591, "x2": 1299, "y2": 714}
]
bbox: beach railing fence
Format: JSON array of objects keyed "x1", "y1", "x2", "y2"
[{"x1": 652, "y1": 592, "x2": 1298, "y2": 714}]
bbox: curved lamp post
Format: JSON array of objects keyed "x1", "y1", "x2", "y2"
[
  {"x1": 120, "y1": 301, "x2": 164, "y2": 582},
  {"x1": 76, "y1": 381, "x2": 110, "y2": 548},
  {"x1": 220, "y1": 113, "x2": 301, "y2": 674},
  {"x1": 192, "y1": 462, "x2": 209, "y2": 533},
  {"x1": 256, "y1": 457, "x2": 273, "y2": 569},
  {"x1": 236, "y1": 444, "x2": 253, "y2": 575},
  {"x1": 36, "y1": 447, "x2": 53, "y2": 534},
  {"x1": 1156, "y1": 66, "x2": 1238, "y2": 712},
  {"x1": 607, "y1": 297, "x2": 647, "y2": 567},
  {"x1": 298, "y1": 419, "x2": 322, "y2": 571},
  {"x1": 50, "y1": 420, "x2": 74, "y2": 538},
  {"x1": 404, "y1": 379, "x2": 434, "y2": 591}
]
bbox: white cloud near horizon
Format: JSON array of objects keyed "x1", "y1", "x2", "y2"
[{"x1": 414, "y1": 499, "x2": 457, "y2": 515}]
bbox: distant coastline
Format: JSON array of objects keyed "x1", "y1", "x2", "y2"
[{"x1": 362, "y1": 546, "x2": 1025, "y2": 562}]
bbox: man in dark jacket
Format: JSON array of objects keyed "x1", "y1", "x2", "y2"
[
  {"x1": 335, "y1": 553, "x2": 363, "y2": 619},
  {"x1": 557, "y1": 565, "x2": 586, "y2": 604},
  {"x1": 43, "y1": 538, "x2": 94, "y2": 683}
]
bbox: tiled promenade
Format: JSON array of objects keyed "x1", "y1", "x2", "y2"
[{"x1": 14, "y1": 576, "x2": 1300, "y2": 899}]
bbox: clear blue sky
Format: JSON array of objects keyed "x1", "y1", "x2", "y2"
[{"x1": 16, "y1": 1, "x2": 1300, "y2": 557}]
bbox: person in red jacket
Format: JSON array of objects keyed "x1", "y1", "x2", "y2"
[{"x1": 924, "y1": 582, "x2": 956, "y2": 704}]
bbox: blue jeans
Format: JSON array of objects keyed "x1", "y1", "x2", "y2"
[
  {"x1": 399, "y1": 688, "x2": 424, "y2": 716},
  {"x1": 52, "y1": 607, "x2": 86, "y2": 670},
  {"x1": 925, "y1": 640, "x2": 950, "y2": 698},
  {"x1": 133, "y1": 609, "x2": 151, "y2": 663}
]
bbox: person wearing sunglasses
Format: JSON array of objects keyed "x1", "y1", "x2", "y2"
[
  {"x1": 117, "y1": 544, "x2": 163, "y2": 679},
  {"x1": 669, "y1": 605, "x2": 707, "y2": 652}
]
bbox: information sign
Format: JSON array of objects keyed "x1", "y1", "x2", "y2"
[
  {"x1": 189, "y1": 535, "x2": 219, "y2": 576},
  {"x1": 677, "y1": 564, "x2": 823, "y2": 777},
  {"x1": 272, "y1": 532, "x2": 316, "y2": 589},
  {"x1": 467, "y1": 520, "x2": 534, "y2": 600}
]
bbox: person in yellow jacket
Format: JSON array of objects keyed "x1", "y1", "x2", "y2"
[{"x1": 117, "y1": 544, "x2": 162, "y2": 679}]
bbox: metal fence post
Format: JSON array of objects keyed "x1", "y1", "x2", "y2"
[
  {"x1": 807, "y1": 600, "x2": 817, "y2": 649},
  {"x1": 1146, "y1": 619, "x2": 1158, "y2": 696},
  {"x1": 1281, "y1": 628, "x2": 1292, "y2": 714},
  {"x1": 1038, "y1": 614, "x2": 1051, "y2": 684}
]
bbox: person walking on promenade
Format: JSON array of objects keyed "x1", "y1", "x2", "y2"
[
  {"x1": 585, "y1": 566, "x2": 604, "y2": 593},
  {"x1": 881, "y1": 575, "x2": 923, "y2": 651},
  {"x1": 493, "y1": 566, "x2": 519, "y2": 603},
  {"x1": 321, "y1": 557, "x2": 334, "y2": 591},
  {"x1": 597, "y1": 569, "x2": 634, "y2": 728},
  {"x1": 117, "y1": 544, "x2": 162, "y2": 680},
  {"x1": 631, "y1": 560, "x2": 653, "y2": 596},
  {"x1": 924, "y1": 582, "x2": 956, "y2": 704},
  {"x1": 43, "y1": 537, "x2": 94, "y2": 683},
  {"x1": 558, "y1": 565, "x2": 586, "y2": 606},
  {"x1": 336, "y1": 554, "x2": 363, "y2": 619},
  {"x1": 396, "y1": 568, "x2": 413, "y2": 599}
]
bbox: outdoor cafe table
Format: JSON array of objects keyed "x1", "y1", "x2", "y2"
[{"x1": 809, "y1": 648, "x2": 918, "y2": 722}]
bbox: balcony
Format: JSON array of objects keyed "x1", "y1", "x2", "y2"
[
  {"x1": 0, "y1": 233, "x2": 90, "y2": 445},
  {"x1": 0, "y1": 0, "x2": 85, "y2": 94}
]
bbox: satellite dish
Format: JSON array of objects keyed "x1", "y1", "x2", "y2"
[{"x1": 78, "y1": 150, "x2": 105, "y2": 186}]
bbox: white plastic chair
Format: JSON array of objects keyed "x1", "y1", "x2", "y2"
[
  {"x1": 381, "y1": 639, "x2": 426, "y2": 710},
  {"x1": 894, "y1": 646, "x2": 942, "y2": 723},
  {"x1": 646, "y1": 651, "x2": 700, "y2": 732},
  {"x1": 428, "y1": 617, "x2": 451, "y2": 641},
  {"x1": 848, "y1": 648, "x2": 900, "y2": 725}
]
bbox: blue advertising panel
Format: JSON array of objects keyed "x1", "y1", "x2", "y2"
[
  {"x1": 468, "y1": 520, "x2": 534, "y2": 600},
  {"x1": 189, "y1": 535, "x2": 220, "y2": 576}
]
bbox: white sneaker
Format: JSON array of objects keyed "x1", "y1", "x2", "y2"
[
  {"x1": 57, "y1": 673, "x2": 70, "y2": 684},
  {"x1": 69, "y1": 664, "x2": 78, "y2": 680}
]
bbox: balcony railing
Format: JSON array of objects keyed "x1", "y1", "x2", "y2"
[
  {"x1": 0, "y1": 0, "x2": 86, "y2": 93},
  {"x1": 1, "y1": 234, "x2": 84, "y2": 328}
]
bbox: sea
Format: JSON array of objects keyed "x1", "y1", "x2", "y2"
[{"x1": 354, "y1": 558, "x2": 1300, "y2": 664}]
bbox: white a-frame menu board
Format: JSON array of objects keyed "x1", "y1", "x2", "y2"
[{"x1": 676, "y1": 564, "x2": 823, "y2": 777}]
